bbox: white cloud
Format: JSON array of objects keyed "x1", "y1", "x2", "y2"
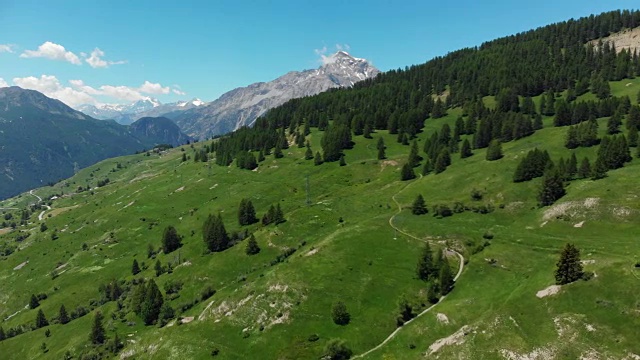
[
  {"x1": 172, "y1": 88, "x2": 186, "y2": 95},
  {"x1": 314, "y1": 46, "x2": 327, "y2": 56},
  {"x1": 138, "y1": 81, "x2": 170, "y2": 94},
  {"x1": 84, "y1": 48, "x2": 127, "y2": 68},
  {"x1": 20, "y1": 41, "x2": 82, "y2": 65},
  {"x1": 13, "y1": 75, "x2": 96, "y2": 106},
  {"x1": 12, "y1": 76, "x2": 177, "y2": 107},
  {"x1": 99, "y1": 85, "x2": 146, "y2": 101},
  {"x1": 0, "y1": 78, "x2": 8, "y2": 87},
  {"x1": 0, "y1": 44, "x2": 15, "y2": 53},
  {"x1": 314, "y1": 44, "x2": 351, "y2": 65}
]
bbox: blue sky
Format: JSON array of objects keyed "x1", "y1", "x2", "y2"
[{"x1": 0, "y1": 0, "x2": 636, "y2": 107}]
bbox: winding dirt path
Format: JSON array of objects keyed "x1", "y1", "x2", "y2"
[
  {"x1": 29, "y1": 190, "x2": 51, "y2": 221},
  {"x1": 354, "y1": 175, "x2": 465, "y2": 359}
]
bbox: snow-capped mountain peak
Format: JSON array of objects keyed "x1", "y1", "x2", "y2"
[
  {"x1": 172, "y1": 51, "x2": 379, "y2": 138},
  {"x1": 77, "y1": 97, "x2": 206, "y2": 125},
  {"x1": 178, "y1": 98, "x2": 205, "y2": 107}
]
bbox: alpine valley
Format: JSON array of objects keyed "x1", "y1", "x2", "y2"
[{"x1": 0, "y1": 9, "x2": 640, "y2": 360}]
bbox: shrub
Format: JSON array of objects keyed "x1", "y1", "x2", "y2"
[{"x1": 331, "y1": 301, "x2": 350, "y2": 325}]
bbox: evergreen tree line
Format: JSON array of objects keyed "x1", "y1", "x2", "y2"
[{"x1": 199, "y1": 10, "x2": 640, "y2": 169}]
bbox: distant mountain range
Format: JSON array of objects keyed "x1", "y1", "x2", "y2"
[
  {"x1": 0, "y1": 87, "x2": 190, "y2": 199},
  {"x1": 74, "y1": 51, "x2": 378, "y2": 139},
  {"x1": 172, "y1": 51, "x2": 379, "y2": 139},
  {"x1": 77, "y1": 98, "x2": 205, "y2": 125}
]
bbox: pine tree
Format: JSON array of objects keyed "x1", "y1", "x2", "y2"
[
  {"x1": 578, "y1": 157, "x2": 592, "y2": 179},
  {"x1": 627, "y1": 105, "x2": 640, "y2": 129},
  {"x1": 416, "y1": 243, "x2": 435, "y2": 281},
  {"x1": 607, "y1": 111, "x2": 623, "y2": 134},
  {"x1": 331, "y1": 301, "x2": 350, "y2": 326},
  {"x1": 363, "y1": 122, "x2": 372, "y2": 139},
  {"x1": 161, "y1": 225, "x2": 182, "y2": 254},
  {"x1": 274, "y1": 204, "x2": 285, "y2": 224},
  {"x1": 304, "y1": 142, "x2": 313, "y2": 160},
  {"x1": 238, "y1": 199, "x2": 257, "y2": 226},
  {"x1": 258, "y1": 149, "x2": 265, "y2": 162},
  {"x1": 460, "y1": 138, "x2": 473, "y2": 158},
  {"x1": 0, "y1": 326, "x2": 5, "y2": 341},
  {"x1": 203, "y1": 213, "x2": 229, "y2": 252},
  {"x1": 132, "y1": 259, "x2": 141, "y2": 275},
  {"x1": 565, "y1": 126, "x2": 579, "y2": 149},
  {"x1": 628, "y1": 126, "x2": 638, "y2": 147},
  {"x1": 35, "y1": 309, "x2": 48, "y2": 328},
  {"x1": 554, "y1": 99, "x2": 571, "y2": 126},
  {"x1": 555, "y1": 243, "x2": 584, "y2": 285},
  {"x1": 314, "y1": 151, "x2": 323, "y2": 166},
  {"x1": 262, "y1": 204, "x2": 276, "y2": 226},
  {"x1": 181, "y1": 153, "x2": 187, "y2": 162},
  {"x1": 538, "y1": 167, "x2": 566, "y2": 206},
  {"x1": 58, "y1": 304, "x2": 69, "y2": 325},
  {"x1": 486, "y1": 140, "x2": 503, "y2": 161},
  {"x1": 591, "y1": 154, "x2": 608, "y2": 180},
  {"x1": 434, "y1": 148, "x2": 451, "y2": 173},
  {"x1": 89, "y1": 311, "x2": 106, "y2": 344},
  {"x1": 567, "y1": 153, "x2": 578, "y2": 180},
  {"x1": 533, "y1": 113, "x2": 543, "y2": 130},
  {"x1": 408, "y1": 140, "x2": 421, "y2": 167},
  {"x1": 339, "y1": 154, "x2": 346, "y2": 166},
  {"x1": 400, "y1": 162, "x2": 416, "y2": 181},
  {"x1": 274, "y1": 141, "x2": 283, "y2": 159},
  {"x1": 154, "y1": 259, "x2": 163, "y2": 277},
  {"x1": 245, "y1": 234, "x2": 260, "y2": 255},
  {"x1": 131, "y1": 281, "x2": 146, "y2": 316},
  {"x1": 377, "y1": 137, "x2": 386, "y2": 160},
  {"x1": 30, "y1": 294, "x2": 40, "y2": 309},
  {"x1": 426, "y1": 283, "x2": 439, "y2": 304},
  {"x1": 411, "y1": 194, "x2": 428, "y2": 215},
  {"x1": 438, "y1": 257, "x2": 454, "y2": 296},
  {"x1": 421, "y1": 158, "x2": 433, "y2": 175},
  {"x1": 141, "y1": 279, "x2": 163, "y2": 325}
]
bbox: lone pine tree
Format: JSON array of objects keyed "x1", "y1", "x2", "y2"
[
  {"x1": 30, "y1": 294, "x2": 40, "y2": 309},
  {"x1": 90, "y1": 311, "x2": 106, "y2": 345},
  {"x1": 555, "y1": 243, "x2": 584, "y2": 285},
  {"x1": 538, "y1": 167, "x2": 566, "y2": 206},
  {"x1": 141, "y1": 279, "x2": 164, "y2": 325},
  {"x1": 377, "y1": 137, "x2": 386, "y2": 160},
  {"x1": 58, "y1": 304, "x2": 69, "y2": 325},
  {"x1": 203, "y1": 214, "x2": 229, "y2": 252},
  {"x1": 411, "y1": 194, "x2": 428, "y2": 215},
  {"x1": 161, "y1": 225, "x2": 182, "y2": 254},
  {"x1": 400, "y1": 162, "x2": 416, "y2": 181},
  {"x1": 245, "y1": 234, "x2": 260, "y2": 255},
  {"x1": 416, "y1": 242, "x2": 435, "y2": 281},
  {"x1": 439, "y1": 256, "x2": 455, "y2": 296},
  {"x1": 35, "y1": 309, "x2": 48, "y2": 329},
  {"x1": 132, "y1": 259, "x2": 141, "y2": 275}
]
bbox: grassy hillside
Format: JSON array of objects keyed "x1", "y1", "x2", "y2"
[{"x1": 0, "y1": 79, "x2": 639, "y2": 360}]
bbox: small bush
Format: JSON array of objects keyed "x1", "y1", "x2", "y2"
[
  {"x1": 211, "y1": 347, "x2": 220, "y2": 357},
  {"x1": 581, "y1": 271, "x2": 594, "y2": 281},
  {"x1": 470, "y1": 189, "x2": 483, "y2": 201},
  {"x1": 201, "y1": 286, "x2": 216, "y2": 301},
  {"x1": 482, "y1": 231, "x2": 494, "y2": 240},
  {"x1": 308, "y1": 334, "x2": 320, "y2": 342}
]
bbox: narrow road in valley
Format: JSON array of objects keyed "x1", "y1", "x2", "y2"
[
  {"x1": 29, "y1": 190, "x2": 51, "y2": 221},
  {"x1": 354, "y1": 175, "x2": 466, "y2": 359}
]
